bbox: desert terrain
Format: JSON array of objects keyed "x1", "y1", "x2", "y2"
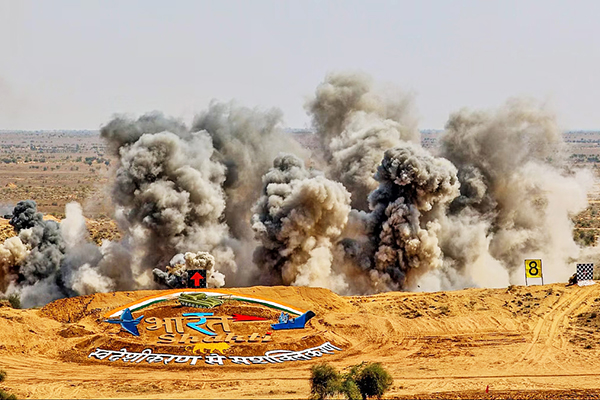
[
  {"x1": 1, "y1": 131, "x2": 600, "y2": 399},
  {"x1": 1, "y1": 284, "x2": 600, "y2": 399}
]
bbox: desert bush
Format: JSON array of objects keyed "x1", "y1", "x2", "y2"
[
  {"x1": 310, "y1": 363, "x2": 340, "y2": 400},
  {"x1": 340, "y1": 377, "x2": 361, "y2": 400},
  {"x1": 0, "y1": 389, "x2": 16, "y2": 400},
  {"x1": 0, "y1": 387, "x2": 16, "y2": 400},
  {"x1": 0, "y1": 370, "x2": 16, "y2": 400},
  {"x1": 8, "y1": 294, "x2": 20, "y2": 309},
  {"x1": 573, "y1": 229, "x2": 596, "y2": 246},
  {"x1": 310, "y1": 362, "x2": 392, "y2": 400},
  {"x1": 354, "y1": 363, "x2": 393, "y2": 400}
]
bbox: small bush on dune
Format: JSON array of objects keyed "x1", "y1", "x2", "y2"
[
  {"x1": 340, "y1": 378, "x2": 361, "y2": 400},
  {"x1": 0, "y1": 389, "x2": 17, "y2": 400},
  {"x1": 340, "y1": 363, "x2": 364, "y2": 400},
  {"x1": 310, "y1": 362, "x2": 392, "y2": 400},
  {"x1": 354, "y1": 363, "x2": 393, "y2": 400},
  {"x1": 310, "y1": 363, "x2": 340, "y2": 399},
  {"x1": 7, "y1": 294, "x2": 20, "y2": 310},
  {"x1": 0, "y1": 370, "x2": 17, "y2": 400}
]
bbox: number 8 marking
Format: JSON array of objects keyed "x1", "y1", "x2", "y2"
[{"x1": 528, "y1": 261, "x2": 539, "y2": 276}]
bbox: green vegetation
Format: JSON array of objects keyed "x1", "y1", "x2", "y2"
[
  {"x1": 310, "y1": 363, "x2": 340, "y2": 400},
  {"x1": 84, "y1": 156, "x2": 110, "y2": 166},
  {"x1": 0, "y1": 387, "x2": 17, "y2": 399},
  {"x1": 310, "y1": 362, "x2": 393, "y2": 400},
  {"x1": 574, "y1": 229, "x2": 597, "y2": 247},
  {"x1": 0, "y1": 370, "x2": 17, "y2": 400},
  {"x1": 7, "y1": 294, "x2": 20, "y2": 309},
  {"x1": 354, "y1": 363, "x2": 393, "y2": 400}
]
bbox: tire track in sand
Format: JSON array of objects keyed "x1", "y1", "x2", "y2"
[{"x1": 518, "y1": 286, "x2": 594, "y2": 363}]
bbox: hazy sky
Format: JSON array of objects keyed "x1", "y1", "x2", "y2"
[{"x1": 1, "y1": 0, "x2": 599, "y2": 130}]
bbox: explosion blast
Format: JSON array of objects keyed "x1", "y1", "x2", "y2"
[{"x1": 0, "y1": 72, "x2": 593, "y2": 307}]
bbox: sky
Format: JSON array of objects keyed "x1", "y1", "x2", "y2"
[{"x1": 1, "y1": 0, "x2": 599, "y2": 130}]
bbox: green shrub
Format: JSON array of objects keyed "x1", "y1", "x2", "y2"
[
  {"x1": 310, "y1": 363, "x2": 340, "y2": 399},
  {"x1": 310, "y1": 362, "x2": 393, "y2": 400},
  {"x1": 354, "y1": 363, "x2": 393, "y2": 400},
  {"x1": 7, "y1": 294, "x2": 20, "y2": 310},
  {"x1": 0, "y1": 370, "x2": 16, "y2": 399},
  {"x1": 340, "y1": 378, "x2": 361, "y2": 400},
  {"x1": 0, "y1": 389, "x2": 16, "y2": 400}
]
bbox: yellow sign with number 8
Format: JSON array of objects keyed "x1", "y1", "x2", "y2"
[{"x1": 525, "y1": 259, "x2": 542, "y2": 278}]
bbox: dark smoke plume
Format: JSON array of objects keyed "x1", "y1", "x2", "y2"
[
  {"x1": 3, "y1": 201, "x2": 68, "y2": 307},
  {"x1": 101, "y1": 112, "x2": 235, "y2": 282},
  {"x1": 334, "y1": 99, "x2": 591, "y2": 292},
  {"x1": 306, "y1": 72, "x2": 420, "y2": 210},
  {"x1": 367, "y1": 145, "x2": 460, "y2": 289},
  {"x1": 191, "y1": 102, "x2": 308, "y2": 286}
]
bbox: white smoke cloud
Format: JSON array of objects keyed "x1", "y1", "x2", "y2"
[
  {"x1": 67, "y1": 263, "x2": 115, "y2": 296},
  {"x1": 0, "y1": 236, "x2": 29, "y2": 292}
]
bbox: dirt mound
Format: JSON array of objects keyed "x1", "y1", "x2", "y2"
[
  {"x1": 57, "y1": 324, "x2": 94, "y2": 338},
  {"x1": 1, "y1": 284, "x2": 600, "y2": 399},
  {"x1": 40, "y1": 290, "x2": 161, "y2": 323}
]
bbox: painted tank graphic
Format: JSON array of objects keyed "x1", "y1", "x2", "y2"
[{"x1": 178, "y1": 293, "x2": 225, "y2": 308}]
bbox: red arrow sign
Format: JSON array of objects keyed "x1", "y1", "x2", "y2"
[{"x1": 190, "y1": 272, "x2": 203, "y2": 287}]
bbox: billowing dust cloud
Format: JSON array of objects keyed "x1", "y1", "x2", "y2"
[
  {"x1": 0, "y1": 72, "x2": 594, "y2": 306},
  {"x1": 251, "y1": 154, "x2": 351, "y2": 293},
  {"x1": 191, "y1": 101, "x2": 307, "y2": 242},
  {"x1": 431, "y1": 99, "x2": 593, "y2": 290},
  {"x1": 101, "y1": 113, "x2": 236, "y2": 280},
  {"x1": 306, "y1": 72, "x2": 420, "y2": 211}
]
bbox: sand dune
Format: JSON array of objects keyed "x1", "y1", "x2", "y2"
[{"x1": 1, "y1": 283, "x2": 600, "y2": 399}]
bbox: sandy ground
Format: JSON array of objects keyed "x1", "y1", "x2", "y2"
[{"x1": 2, "y1": 284, "x2": 600, "y2": 399}]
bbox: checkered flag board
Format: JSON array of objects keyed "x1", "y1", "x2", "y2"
[{"x1": 577, "y1": 263, "x2": 594, "y2": 281}]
